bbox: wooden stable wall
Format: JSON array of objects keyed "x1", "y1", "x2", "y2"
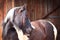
[
  {"x1": 0, "y1": 0, "x2": 14, "y2": 24},
  {"x1": 47, "y1": 0, "x2": 60, "y2": 40},
  {"x1": 0, "y1": 0, "x2": 14, "y2": 40},
  {"x1": 0, "y1": 0, "x2": 60, "y2": 40},
  {"x1": 48, "y1": 0, "x2": 60, "y2": 32},
  {"x1": 0, "y1": 0, "x2": 60, "y2": 29},
  {"x1": 0, "y1": 0, "x2": 4, "y2": 40},
  {"x1": 0, "y1": 0, "x2": 4, "y2": 25},
  {"x1": 14, "y1": 0, "x2": 47, "y2": 21}
]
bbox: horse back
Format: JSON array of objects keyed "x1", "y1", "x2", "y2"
[{"x1": 30, "y1": 20, "x2": 54, "y2": 40}]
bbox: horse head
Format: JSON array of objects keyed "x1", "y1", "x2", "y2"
[
  {"x1": 2, "y1": 4, "x2": 33, "y2": 40},
  {"x1": 13, "y1": 4, "x2": 33, "y2": 35}
]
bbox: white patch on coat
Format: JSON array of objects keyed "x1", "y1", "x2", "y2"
[
  {"x1": 37, "y1": 20, "x2": 57, "y2": 40},
  {"x1": 31, "y1": 24, "x2": 35, "y2": 29},
  {"x1": 47, "y1": 21, "x2": 57, "y2": 40},
  {"x1": 4, "y1": 7, "x2": 20, "y2": 23},
  {"x1": 13, "y1": 24, "x2": 29, "y2": 40}
]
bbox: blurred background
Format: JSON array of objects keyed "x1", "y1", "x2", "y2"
[{"x1": 0, "y1": 0, "x2": 60, "y2": 40}]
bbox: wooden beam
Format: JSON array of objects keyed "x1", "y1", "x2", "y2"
[{"x1": 42, "y1": 5, "x2": 60, "y2": 19}]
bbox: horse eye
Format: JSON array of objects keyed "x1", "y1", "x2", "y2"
[
  {"x1": 21, "y1": 10, "x2": 23, "y2": 12},
  {"x1": 21, "y1": 8, "x2": 25, "y2": 12}
]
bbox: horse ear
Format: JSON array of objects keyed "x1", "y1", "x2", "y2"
[{"x1": 22, "y1": 4, "x2": 27, "y2": 10}]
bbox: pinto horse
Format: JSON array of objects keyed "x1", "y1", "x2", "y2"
[
  {"x1": 2, "y1": 4, "x2": 57, "y2": 40},
  {"x1": 2, "y1": 4, "x2": 32, "y2": 40}
]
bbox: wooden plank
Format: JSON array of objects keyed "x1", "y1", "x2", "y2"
[{"x1": 12, "y1": 0, "x2": 14, "y2": 8}]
